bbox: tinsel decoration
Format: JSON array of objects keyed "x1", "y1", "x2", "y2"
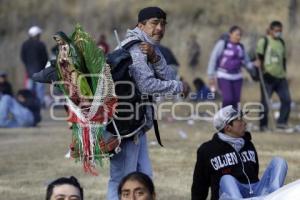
[{"x1": 54, "y1": 24, "x2": 117, "y2": 175}]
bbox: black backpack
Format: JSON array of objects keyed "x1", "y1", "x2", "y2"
[{"x1": 106, "y1": 40, "x2": 163, "y2": 146}]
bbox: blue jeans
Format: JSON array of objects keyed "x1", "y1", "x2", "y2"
[
  {"x1": 26, "y1": 78, "x2": 45, "y2": 106},
  {"x1": 219, "y1": 157, "x2": 288, "y2": 200},
  {"x1": 260, "y1": 78, "x2": 291, "y2": 128},
  {"x1": 0, "y1": 95, "x2": 34, "y2": 128},
  {"x1": 107, "y1": 132, "x2": 152, "y2": 200}
]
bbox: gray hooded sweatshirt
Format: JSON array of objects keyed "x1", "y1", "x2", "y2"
[{"x1": 120, "y1": 27, "x2": 183, "y2": 131}]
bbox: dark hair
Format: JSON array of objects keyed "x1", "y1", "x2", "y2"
[
  {"x1": 229, "y1": 25, "x2": 242, "y2": 34},
  {"x1": 220, "y1": 120, "x2": 234, "y2": 133},
  {"x1": 17, "y1": 89, "x2": 34, "y2": 99},
  {"x1": 118, "y1": 172, "x2": 155, "y2": 197},
  {"x1": 138, "y1": 7, "x2": 166, "y2": 23},
  {"x1": 270, "y1": 21, "x2": 283, "y2": 30},
  {"x1": 193, "y1": 78, "x2": 205, "y2": 90},
  {"x1": 46, "y1": 176, "x2": 83, "y2": 200}
]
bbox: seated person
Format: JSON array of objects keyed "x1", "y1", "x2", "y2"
[
  {"x1": 118, "y1": 172, "x2": 156, "y2": 200},
  {"x1": 46, "y1": 176, "x2": 83, "y2": 200},
  {"x1": 0, "y1": 71, "x2": 13, "y2": 96},
  {"x1": 191, "y1": 105, "x2": 288, "y2": 200},
  {"x1": 192, "y1": 78, "x2": 212, "y2": 101},
  {"x1": 0, "y1": 89, "x2": 41, "y2": 128}
]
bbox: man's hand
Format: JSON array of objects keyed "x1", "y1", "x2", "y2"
[
  {"x1": 139, "y1": 42, "x2": 160, "y2": 63},
  {"x1": 253, "y1": 59, "x2": 261, "y2": 68},
  {"x1": 208, "y1": 78, "x2": 217, "y2": 92}
]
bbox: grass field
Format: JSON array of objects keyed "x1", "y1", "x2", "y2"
[{"x1": 0, "y1": 108, "x2": 300, "y2": 200}]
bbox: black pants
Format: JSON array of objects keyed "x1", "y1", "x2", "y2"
[{"x1": 260, "y1": 76, "x2": 291, "y2": 128}]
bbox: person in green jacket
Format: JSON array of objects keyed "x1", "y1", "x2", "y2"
[{"x1": 256, "y1": 21, "x2": 291, "y2": 131}]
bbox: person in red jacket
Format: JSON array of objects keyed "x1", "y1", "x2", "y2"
[{"x1": 191, "y1": 105, "x2": 288, "y2": 200}]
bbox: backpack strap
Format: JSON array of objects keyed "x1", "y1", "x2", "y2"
[
  {"x1": 263, "y1": 36, "x2": 285, "y2": 56},
  {"x1": 279, "y1": 38, "x2": 285, "y2": 47},
  {"x1": 278, "y1": 38, "x2": 286, "y2": 58},
  {"x1": 223, "y1": 39, "x2": 228, "y2": 50},
  {"x1": 238, "y1": 43, "x2": 244, "y2": 51},
  {"x1": 122, "y1": 39, "x2": 163, "y2": 146},
  {"x1": 149, "y1": 96, "x2": 163, "y2": 147},
  {"x1": 153, "y1": 114, "x2": 163, "y2": 147},
  {"x1": 123, "y1": 39, "x2": 142, "y2": 50},
  {"x1": 222, "y1": 40, "x2": 244, "y2": 52},
  {"x1": 262, "y1": 36, "x2": 269, "y2": 59},
  {"x1": 262, "y1": 36, "x2": 286, "y2": 70}
]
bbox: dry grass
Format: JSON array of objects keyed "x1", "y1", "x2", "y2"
[
  {"x1": 1, "y1": 1, "x2": 300, "y2": 199},
  {"x1": 1, "y1": 0, "x2": 300, "y2": 93},
  {"x1": 0, "y1": 109, "x2": 300, "y2": 200}
]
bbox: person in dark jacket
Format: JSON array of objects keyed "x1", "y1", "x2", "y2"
[
  {"x1": 17, "y1": 89, "x2": 41, "y2": 125},
  {"x1": 21, "y1": 26, "x2": 48, "y2": 106},
  {"x1": 191, "y1": 105, "x2": 288, "y2": 200},
  {"x1": 0, "y1": 89, "x2": 41, "y2": 128},
  {"x1": 187, "y1": 34, "x2": 201, "y2": 69},
  {"x1": 192, "y1": 78, "x2": 212, "y2": 101},
  {"x1": 0, "y1": 71, "x2": 13, "y2": 96}
]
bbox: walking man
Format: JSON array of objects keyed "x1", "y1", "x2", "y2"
[
  {"x1": 256, "y1": 21, "x2": 291, "y2": 131},
  {"x1": 21, "y1": 26, "x2": 48, "y2": 107},
  {"x1": 107, "y1": 7, "x2": 186, "y2": 200}
]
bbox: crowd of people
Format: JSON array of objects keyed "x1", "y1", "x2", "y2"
[
  {"x1": 207, "y1": 21, "x2": 291, "y2": 132},
  {"x1": 1, "y1": 4, "x2": 298, "y2": 200}
]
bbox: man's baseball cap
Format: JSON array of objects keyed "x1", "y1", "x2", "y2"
[
  {"x1": 213, "y1": 105, "x2": 248, "y2": 131},
  {"x1": 138, "y1": 7, "x2": 166, "y2": 22},
  {"x1": 28, "y1": 26, "x2": 42, "y2": 37}
]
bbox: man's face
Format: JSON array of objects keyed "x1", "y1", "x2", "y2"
[
  {"x1": 225, "y1": 118, "x2": 247, "y2": 138},
  {"x1": 120, "y1": 180, "x2": 155, "y2": 200},
  {"x1": 50, "y1": 184, "x2": 81, "y2": 200},
  {"x1": 138, "y1": 17, "x2": 166, "y2": 42},
  {"x1": 270, "y1": 26, "x2": 283, "y2": 38}
]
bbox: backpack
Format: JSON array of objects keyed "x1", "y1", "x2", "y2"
[
  {"x1": 218, "y1": 32, "x2": 245, "y2": 52},
  {"x1": 106, "y1": 40, "x2": 163, "y2": 146},
  {"x1": 216, "y1": 33, "x2": 245, "y2": 67},
  {"x1": 262, "y1": 36, "x2": 285, "y2": 59}
]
